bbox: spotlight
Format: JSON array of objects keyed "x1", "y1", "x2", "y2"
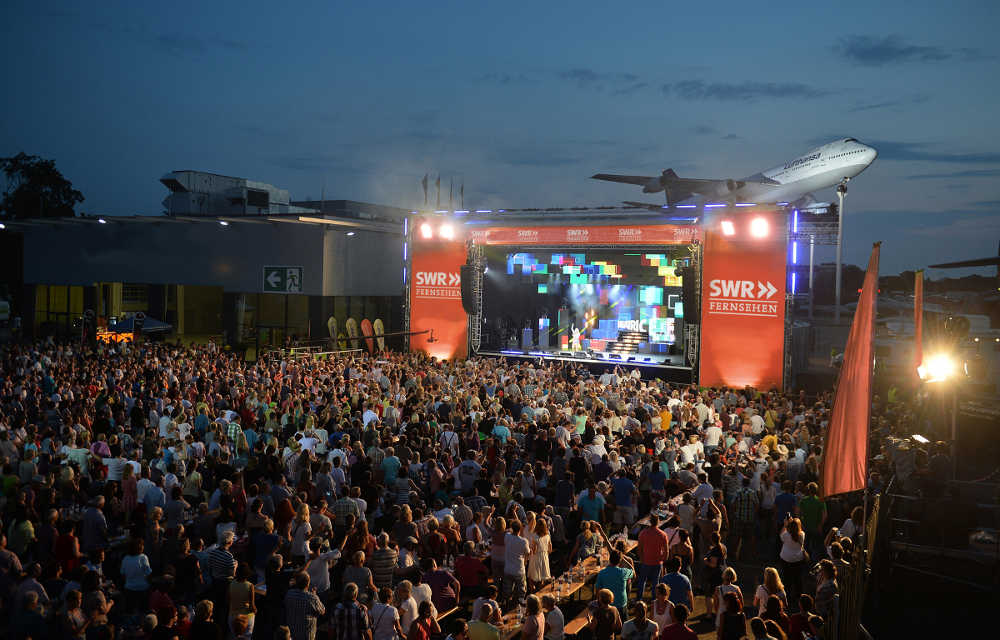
[
  {"x1": 720, "y1": 220, "x2": 735, "y2": 236},
  {"x1": 420, "y1": 222, "x2": 433, "y2": 239},
  {"x1": 912, "y1": 434, "x2": 930, "y2": 444},
  {"x1": 97, "y1": 217, "x2": 107, "y2": 224},
  {"x1": 0, "y1": 223, "x2": 5, "y2": 230},
  {"x1": 439, "y1": 223, "x2": 455, "y2": 240},
  {"x1": 483, "y1": 266, "x2": 489, "y2": 274},
  {"x1": 750, "y1": 217, "x2": 769, "y2": 238},
  {"x1": 346, "y1": 231, "x2": 356, "y2": 236},
  {"x1": 917, "y1": 353, "x2": 957, "y2": 383},
  {"x1": 219, "y1": 220, "x2": 230, "y2": 226}
]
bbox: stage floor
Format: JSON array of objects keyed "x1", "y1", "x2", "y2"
[{"x1": 477, "y1": 347, "x2": 693, "y2": 381}]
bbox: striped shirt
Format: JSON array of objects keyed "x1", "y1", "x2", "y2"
[{"x1": 207, "y1": 546, "x2": 237, "y2": 580}]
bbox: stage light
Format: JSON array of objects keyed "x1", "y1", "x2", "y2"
[
  {"x1": 420, "y1": 222, "x2": 433, "y2": 239},
  {"x1": 0, "y1": 223, "x2": 5, "y2": 230},
  {"x1": 750, "y1": 217, "x2": 769, "y2": 238},
  {"x1": 219, "y1": 220, "x2": 230, "y2": 226},
  {"x1": 98, "y1": 217, "x2": 107, "y2": 224},
  {"x1": 917, "y1": 353, "x2": 957, "y2": 383},
  {"x1": 912, "y1": 434, "x2": 930, "y2": 444},
  {"x1": 439, "y1": 224, "x2": 455, "y2": 240},
  {"x1": 720, "y1": 220, "x2": 736, "y2": 236},
  {"x1": 346, "y1": 231, "x2": 355, "y2": 236}
]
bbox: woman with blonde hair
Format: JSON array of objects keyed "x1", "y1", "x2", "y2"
[
  {"x1": 713, "y1": 567, "x2": 743, "y2": 630},
  {"x1": 587, "y1": 588, "x2": 623, "y2": 640},
  {"x1": 290, "y1": 503, "x2": 312, "y2": 564},
  {"x1": 753, "y1": 567, "x2": 788, "y2": 616},
  {"x1": 527, "y1": 517, "x2": 552, "y2": 587}
]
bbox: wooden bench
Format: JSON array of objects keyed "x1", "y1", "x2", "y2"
[{"x1": 564, "y1": 610, "x2": 591, "y2": 637}]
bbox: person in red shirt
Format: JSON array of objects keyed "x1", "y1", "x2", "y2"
[
  {"x1": 657, "y1": 603, "x2": 697, "y2": 640},
  {"x1": 636, "y1": 514, "x2": 670, "y2": 598},
  {"x1": 454, "y1": 541, "x2": 489, "y2": 594}
]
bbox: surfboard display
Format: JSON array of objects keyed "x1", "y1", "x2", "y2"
[
  {"x1": 345, "y1": 318, "x2": 359, "y2": 350},
  {"x1": 360, "y1": 318, "x2": 375, "y2": 355},
  {"x1": 373, "y1": 318, "x2": 385, "y2": 352}
]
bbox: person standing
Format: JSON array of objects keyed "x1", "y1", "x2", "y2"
[
  {"x1": 502, "y1": 520, "x2": 530, "y2": 607},
  {"x1": 370, "y1": 587, "x2": 406, "y2": 640},
  {"x1": 636, "y1": 514, "x2": 669, "y2": 599},
  {"x1": 778, "y1": 517, "x2": 807, "y2": 605},
  {"x1": 595, "y1": 550, "x2": 634, "y2": 621},
  {"x1": 730, "y1": 477, "x2": 759, "y2": 561},
  {"x1": 798, "y1": 483, "x2": 827, "y2": 560},
  {"x1": 332, "y1": 582, "x2": 372, "y2": 640},
  {"x1": 621, "y1": 602, "x2": 659, "y2": 640},
  {"x1": 285, "y1": 571, "x2": 327, "y2": 640}
]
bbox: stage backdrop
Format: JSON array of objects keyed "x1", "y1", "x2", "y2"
[
  {"x1": 409, "y1": 235, "x2": 468, "y2": 360},
  {"x1": 699, "y1": 211, "x2": 787, "y2": 390},
  {"x1": 469, "y1": 224, "x2": 701, "y2": 246}
]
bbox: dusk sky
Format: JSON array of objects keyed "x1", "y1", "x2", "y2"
[{"x1": 3, "y1": 1, "x2": 999, "y2": 275}]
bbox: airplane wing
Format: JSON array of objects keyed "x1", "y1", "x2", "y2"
[
  {"x1": 592, "y1": 168, "x2": 778, "y2": 205},
  {"x1": 591, "y1": 173, "x2": 654, "y2": 186},
  {"x1": 929, "y1": 257, "x2": 1000, "y2": 268}
]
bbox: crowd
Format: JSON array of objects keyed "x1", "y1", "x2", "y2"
[{"x1": 0, "y1": 338, "x2": 879, "y2": 640}]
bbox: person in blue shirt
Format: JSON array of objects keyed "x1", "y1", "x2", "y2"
[
  {"x1": 659, "y1": 557, "x2": 693, "y2": 610},
  {"x1": 611, "y1": 471, "x2": 638, "y2": 525},
  {"x1": 491, "y1": 420, "x2": 511, "y2": 445},
  {"x1": 595, "y1": 550, "x2": 635, "y2": 619},
  {"x1": 774, "y1": 480, "x2": 799, "y2": 524},
  {"x1": 381, "y1": 448, "x2": 402, "y2": 485},
  {"x1": 576, "y1": 484, "x2": 606, "y2": 522}
]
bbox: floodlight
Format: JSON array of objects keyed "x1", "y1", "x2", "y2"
[
  {"x1": 346, "y1": 231, "x2": 356, "y2": 236},
  {"x1": 912, "y1": 434, "x2": 930, "y2": 444},
  {"x1": 219, "y1": 220, "x2": 229, "y2": 226},
  {"x1": 97, "y1": 217, "x2": 107, "y2": 224},
  {"x1": 420, "y1": 222, "x2": 433, "y2": 239},
  {"x1": 750, "y1": 217, "x2": 769, "y2": 238},
  {"x1": 439, "y1": 224, "x2": 455, "y2": 240},
  {"x1": 720, "y1": 220, "x2": 736, "y2": 236},
  {"x1": 917, "y1": 353, "x2": 957, "y2": 383}
]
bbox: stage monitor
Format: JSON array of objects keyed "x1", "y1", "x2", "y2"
[{"x1": 482, "y1": 247, "x2": 689, "y2": 355}]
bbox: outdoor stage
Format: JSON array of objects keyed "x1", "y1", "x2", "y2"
[{"x1": 477, "y1": 347, "x2": 693, "y2": 382}]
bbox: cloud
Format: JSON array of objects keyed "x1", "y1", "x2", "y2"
[
  {"x1": 833, "y1": 35, "x2": 985, "y2": 66},
  {"x1": 691, "y1": 125, "x2": 716, "y2": 135},
  {"x1": 554, "y1": 69, "x2": 645, "y2": 94},
  {"x1": 848, "y1": 94, "x2": 930, "y2": 112},
  {"x1": 663, "y1": 80, "x2": 831, "y2": 101},
  {"x1": 871, "y1": 140, "x2": 1000, "y2": 164},
  {"x1": 907, "y1": 169, "x2": 1000, "y2": 180}
]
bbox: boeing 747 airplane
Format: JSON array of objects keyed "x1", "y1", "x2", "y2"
[{"x1": 592, "y1": 137, "x2": 877, "y2": 207}]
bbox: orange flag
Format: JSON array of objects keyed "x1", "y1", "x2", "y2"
[
  {"x1": 821, "y1": 242, "x2": 880, "y2": 497},
  {"x1": 914, "y1": 269, "x2": 923, "y2": 374}
]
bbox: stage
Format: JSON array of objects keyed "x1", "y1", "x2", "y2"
[{"x1": 476, "y1": 347, "x2": 694, "y2": 382}]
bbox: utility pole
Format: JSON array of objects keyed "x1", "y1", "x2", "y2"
[{"x1": 835, "y1": 180, "x2": 849, "y2": 323}]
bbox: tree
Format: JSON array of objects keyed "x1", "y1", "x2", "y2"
[{"x1": 0, "y1": 152, "x2": 84, "y2": 220}]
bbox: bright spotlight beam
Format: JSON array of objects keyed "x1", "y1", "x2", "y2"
[
  {"x1": 420, "y1": 222, "x2": 433, "y2": 239},
  {"x1": 439, "y1": 224, "x2": 455, "y2": 240},
  {"x1": 917, "y1": 353, "x2": 958, "y2": 383},
  {"x1": 750, "y1": 217, "x2": 769, "y2": 238},
  {"x1": 720, "y1": 220, "x2": 735, "y2": 236}
]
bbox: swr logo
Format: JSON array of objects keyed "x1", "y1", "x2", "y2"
[
  {"x1": 708, "y1": 280, "x2": 777, "y2": 299},
  {"x1": 415, "y1": 272, "x2": 460, "y2": 286}
]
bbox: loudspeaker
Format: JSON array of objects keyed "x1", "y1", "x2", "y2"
[
  {"x1": 460, "y1": 264, "x2": 477, "y2": 315},
  {"x1": 677, "y1": 265, "x2": 700, "y2": 321}
]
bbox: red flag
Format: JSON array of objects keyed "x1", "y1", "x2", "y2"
[
  {"x1": 821, "y1": 242, "x2": 880, "y2": 497},
  {"x1": 914, "y1": 269, "x2": 923, "y2": 374}
]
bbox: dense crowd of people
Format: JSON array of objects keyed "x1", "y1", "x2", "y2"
[{"x1": 0, "y1": 338, "x2": 880, "y2": 640}]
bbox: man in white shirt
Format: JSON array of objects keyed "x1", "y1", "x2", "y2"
[
  {"x1": 703, "y1": 422, "x2": 723, "y2": 455},
  {"x1": 439, "y1": 426, "x2": 460, "y2": 458},
  {"x1": 502, "y1": 521, "x2": 530, "y2": 605}
]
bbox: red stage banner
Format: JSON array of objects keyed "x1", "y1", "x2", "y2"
[
  {"x1": 914, "y1": 269, "x2": 923, "y2": 374},
  {"x1": 469, "y1": 224, "x2": 701, "y2": 246},
  {"x1": 699, "y1": 212, "x2": 787, "y2": 389},
  {"x1": 821, "y1": 243, "x2": 880, "y2": 498},
  {"x1": 410, "y1": 238, "x2": 468, "y2": 361}
]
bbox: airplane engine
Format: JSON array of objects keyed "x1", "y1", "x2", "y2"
[{"x1": 642, "y1": 178, "x2": 664, "y2": 193}]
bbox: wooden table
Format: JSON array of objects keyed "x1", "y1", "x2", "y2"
[{"x1": 499, "y1": 610, "x2": 524, "y2": 640}]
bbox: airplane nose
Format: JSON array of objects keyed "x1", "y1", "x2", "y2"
[{"x1": 865, "y1": 145, "x2": 878, "y2": 162}]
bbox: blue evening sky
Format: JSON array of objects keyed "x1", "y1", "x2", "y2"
[{"x1": 2, "y1": 1, "x2": 999, "y2": 274}]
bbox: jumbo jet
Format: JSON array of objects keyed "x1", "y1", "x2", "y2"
[{"x1": 592, "y1": 137, "x2": 878, "y2": 208}]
